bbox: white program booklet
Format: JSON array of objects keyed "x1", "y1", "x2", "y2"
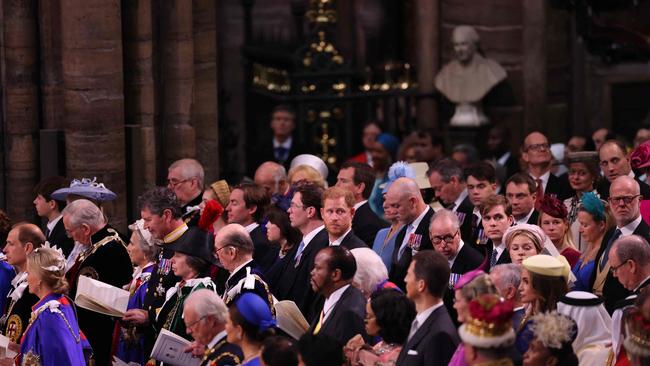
[
  {"x1": 75, "y1": 275, "x2": 130, "y2": 317},
  {"x1": 0, "y1": 334, "x2": 17, "y2": 359},
  {"x1": 112, "y1": 356, "x2": 140, "y2": 366},
  {"x1": 150, "y1": 329, "x2": 200, "y2": 366},
  {"x1": 274, "y1": 300, "x2": 309, "y2": 340}
]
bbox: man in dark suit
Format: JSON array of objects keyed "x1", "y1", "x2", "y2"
[
  {"x1": 321, "y1": 187, "x2": 366, "y2": 249},
  {"x1": 462, "y1": 162, "x2": 498, "y2": 247},
  {"x1": 337, "y1": 161, "x2": 388, "y2": 246},
  {"x1": 274, "y1": 182, "x2": 328, "y2": 320},
  {"x1": 609, "y1": 235, "x2": 650, "y2": 307},
  {"x1": 428, "y1": 159, "x2": 471, "y2": 213},
  {"x1": 309, "y1": 246, "x2": 366, "y2": 344},
  {"x1": 522, "y1": 131, "x2": 573, "y2": 200},
  {"x1": 505, "y1": 173, "x2": 540, "y2": 226},
  {"x1": 590, "y1": 176, "x2": 650, "y2": 313},
  {"x1": 226, "y1": 183, "x2": 278, "y2": 272},
  {"x1": 596, "y1": 139, "x2": 650, "y2": 200},
  {"x1": 214, "y1": 224, "x2": 273, "y2": 310},
  {"x1": 32, "y1": 176, "x2": 74, "y2": 257},
  {"x1": 396, "y1": 250, "x2": 459, "y2": 366},
  {"x1": 429, "y1": 210, "x2": 484, "y2": 324},
  {"x1": 251, "y1": 104, "x2": 305, "y2": 174},
  {"x1": 167, "y1": 158, "x2": 205, "y2": 227},
  {"x1": 385, "y1": 178, "x2": 435, "y2": 290},
  {"x1": 489, "y1": 264, "x2": 525, "y2": 331},
  {"x1": 476, "y1": 195, "x2": 514, "y2": 269},
  {"x1": 484, "y1": 124, "x2": 520, "y2": 181}
]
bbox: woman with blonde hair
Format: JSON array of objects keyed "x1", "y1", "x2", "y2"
[
  {"x1": 13, "y1": 247, "x2": 90, "y2": 365},
  {"x1": 538, "y1": 195, "x2": 580, "y2": 268},
  {"x1": 288, "y1": 165, "x2": 326, "y2": 188},
  {"x1": 503, "y1": 224, "x2": 546, "y2": 265}
]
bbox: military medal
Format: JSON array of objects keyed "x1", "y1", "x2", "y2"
[{"x1": 407, "y1": 233, "x2": 422, "y2": 251}]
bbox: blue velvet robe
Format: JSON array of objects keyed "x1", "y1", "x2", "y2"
[
  {"x1": 19, "y1": 293, "x2": 91, "y2": 366},
  {"x1": 0, "y1": 261, "x2": 16, "y2": 313},
  {"x1": 116, "y1": 264, "x2": 155, "y2": 365}
]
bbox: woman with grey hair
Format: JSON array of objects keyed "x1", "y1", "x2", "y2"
[
  {"x1": 350, "y1": 248, "x2": 390, "y2": 298},
  {"x1": 115, "y1": 219, "x2": 160, "y2": 365}
]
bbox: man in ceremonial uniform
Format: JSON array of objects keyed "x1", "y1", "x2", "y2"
[
  {"x1": 214, "y1": 224, "x2": 274, "y2": 309},
  {"x1": 167, "y1": 158, "x2": 205, "y2": 227},
  {"x1": 122, "y1": 187, "x2": 188, "y2": 356},
  {"x1": 1, "y1": 223, "x2": 44, "y2": 343},
  {"x1": 62, "y1": 199, "x2": 132, "y2": 366},
  {"x1": 183, "y1": 289, "x2": 243, "y2": 366}
]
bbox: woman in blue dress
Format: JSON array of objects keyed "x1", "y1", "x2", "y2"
[
  {"x1": 225, "y1": 293, "x2": 276, "y2": 366},
  {"x1": 19, "y1": 246, "x2": 91, "y2": 365},
  {"x1": 115, "y1": 219, "x2": 159, "y2": 365},
  {"x1": 571, "y1": 192, "x2": 611, "y2": 292}
]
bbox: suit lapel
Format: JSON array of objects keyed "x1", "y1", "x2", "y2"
[{"x1": 404, "y1": 307, "x2": 440, "y2": 350}]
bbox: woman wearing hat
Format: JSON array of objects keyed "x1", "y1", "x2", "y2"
[
  {"x1": 523, "y1": 312, "x2": 578, "y2": 366},
  {"x1": 503, "y1": 225, "x2": 546, "y2": 266},
  {"x1": 563, "y1": 151, "x2": 600, "y2": 251},
  {"x1": 516, "y1": 255, "x2": 570, "y2": 354},
  {"x1": 448, "y1": 270, "x2": 502, "y2": 366},
  {"x1": 197, "y1": 180, "x2": 230, "y2": 233},
  {"x1": 572, "y1": 192, "x2": 612, "y2": 292},
  {"x1": 538, "y1": 195, "x2": 581, "y2": 268},
  {"x1": 226, "y1": 292, "x2": 276, "y2": 366},
  {"x1": 154, "y1": 227, "x2": 217, "y2": 343},
  {"x1": 115, "y1": 219, "x2": 160, "y2": 365}
]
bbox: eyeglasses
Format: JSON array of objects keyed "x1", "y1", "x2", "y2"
[
  {"x1": 214, "y1": 245, "x2": 233, "y2": 253},
  {"x1": 525, "y1": 143, "x2": 549, "y2": 152},
  {"x1": 289, "y1": 202, "x2": 306, "y2": 210},
  {"x1": 65, "y1": 225, "x2": 82, "y2": 238},
  {"x1": 185, "y1": 315, "x2": 208, "y2": 329},
  {"x1": 431, "y1": 231, "x2": 459, "y2": 245},
  {"x1": 608, "y1": 195, "x2": 640, "y2": 205},
  {"x1": 167, "y1": 178, "x2": 190, "y2": 188},
  {"x1": 609, "y1": 259, "x2": 630, "y2": 275}
]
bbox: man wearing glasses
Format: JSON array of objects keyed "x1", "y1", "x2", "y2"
[
  {"x1": 429, "y1": 209, "x2": 483, "y2": 326},
  {"x1": 597, "y1": 139, "x2": 650, "y2": 200},
  {"x1": 521, "y1": 131, "x2": 572, "y2": 201},
  {"x1": 167, "y1": 158, "x2": 205, "y2": 227},
  {"x1": 590, "y1": 175, "x2": 650, "y2": 313}
]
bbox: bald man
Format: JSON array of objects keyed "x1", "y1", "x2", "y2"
[
  {"x1": 590, "y1": 176, "x2": 650, "y2": 313},
  {"x1": 385, "y1": 177, "x2": 435, "y2": 290},
  {"x1": 521, "y1": 131, "x2": 572, "y2": 200},
  {"x1": 254, "y1": 161, "x2": 288, "y2": 196},
  {"x1": 596, "y1": 139, "x2": 650, "y2": 200}
]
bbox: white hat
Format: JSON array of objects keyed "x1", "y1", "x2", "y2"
[{"x1": 290, "y1": 154, "x2": 328, "y2": 180}]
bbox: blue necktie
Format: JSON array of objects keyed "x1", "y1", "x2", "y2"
[
  {"x1": 294, "y1": 240, "x2": 306, "y2": 267},
  {"x1": 275, "y1": 146, "x2": 289, "y2": 162},
  {"x1": 490, "y1": 247, "x2": 498, "y2": 268},
  {"x1": 600, "y1": 229, "x2": 622, "y2": 270}
]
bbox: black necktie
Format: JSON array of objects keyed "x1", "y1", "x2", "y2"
[{"x1": 274, "y1": 146, "x2": 289, "y2": 162}]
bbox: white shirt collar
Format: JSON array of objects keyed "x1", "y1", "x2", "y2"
[
  {"x1": 227, "y1": 259, "x2": 254, "y2": 283},
  {"x1": 618, "y1": 215, "x2": 643, "y2": 237},
  {"x1": 515, "y1": 208, "x2": 536, "y2": 226},
  {"x1": 493, "y1": 241, "x2": 507, "y2": 260},
  {"x1": 627, "y1": 170, "x2": 636, "y2": 178},
  {"x1": 634, "y1": 275, "x2": 650, "y2": 292},
  {"x1": 329, "y1": 228, "x2": 352, "y2": 246},
  {"x1": 365, "y1": 151, "x2": 374, "y2": 167},
  {"x1": 414, "y1": 302, "x2": 445, "y2": 330},
  {"x1": 451, "y1": 190, "x2": 468, "y2": 212},
  {"x1": 208, "y1": 330, "x2": 227, "y2": 349},
  {"x1": 448, "y1": 239, "x2": 465, "y2": 268},
  {"x1": 529, "y1": 171, "x2": 551, "y2": 192},
  {"x1": 472, "y1": 207, "x2": 482, "y2": 221},
  {"x1": 302, "y1": 225, "x2": 325, "y2": 247},
  {"x1": 46, "y1": 214, "x2": 63, "y2": 233},
  {"x1": 353, "y1": 200, "x2": 368, "y2": 211},
  {"x1": 273, "y1": 137, "x2": 292, "y2": 149},
  {"x1": 410, "y1": 206, "x2": 431, "y2": 229},
  {"x1": 322, "y1": 284, "x2": 350, "y2": 322},
  {"x1": 497, "y1": 151, "x2": 511, "y2": 166},
  {"x1": 244, "y1": 222, "x2": 259, "y2": 233}
]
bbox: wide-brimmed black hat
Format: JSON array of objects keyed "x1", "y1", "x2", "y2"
[{"x1": 166, "y1": 226, "x2": 217, "y2": 265}]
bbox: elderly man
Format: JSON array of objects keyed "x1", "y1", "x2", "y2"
[
  {"x1": 590, "y1": 176, "x2": 650, "y2": 313},
  {"x1": 226, "y1": 183, "x2": 277, "y2": 272},
  {"x1": 428, "y1": 159, "x2": 471, "y2": 213},
  {"x1": 309, "y1": 246, "x2": 366, "y2": 344},
  {"x1": 214, "y1": 224, "x2": 273, "y2": 309},
  {"x1": 336, "y1": 161, "x2": 388, "y2": 245},
  {"x1": 2, "y1": 223, "x2": 44, "y2": 343},
  {"x1": 385, "y1": 177, "x2": 435, "y2": 290},
  {"x1": 62, "y1": 199, "x2": 131, "y2": 366},
  {"x1": 254, "y1": 161, "x2": 289, "y2": 196},
  {"x1": 167, "y1": 158, "x2": 205, "y2": 226},
  {"x1": 489, "y1": 264, "x2": 524, "y2": 331},
  {"x1": 397, "y1": 250, "x2": 459, "y2": 366},
  {"x1": 183, "y1": 289, "x2": 243, "y2": 366},
  {"x1": 429, "y1": 210, "x2": 483, "y2": 325},
  {"x1": 597, "y1": 139, "x2": 650, "y2": 200},
  {"x1": 321, "y1": 187, "x2": 366, "y2": 249},
  {"x1": 522, "y1": 131, "x2": 572, "y2": 201}
]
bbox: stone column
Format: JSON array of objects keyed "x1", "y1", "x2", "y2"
[
  {"x1": 522, "y1": 0, "x2": 547, "y2": 132},
  {"x1": 414, "y1": 0, "x2": 439, "y2": 130}
]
